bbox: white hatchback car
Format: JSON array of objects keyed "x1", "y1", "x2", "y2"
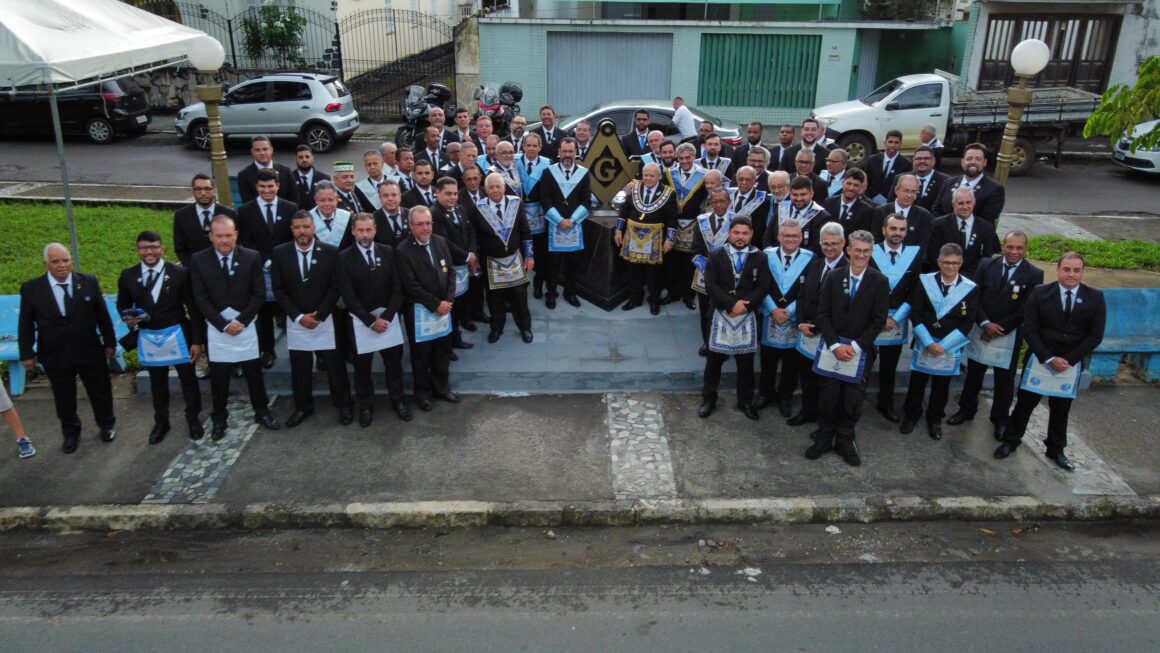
[{"x1": 1111, "y1": 119, "x2": 1160, "y2": 175}]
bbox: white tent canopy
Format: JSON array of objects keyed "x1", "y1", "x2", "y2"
[{"x1": 0, "y1": 0, "x2": 205, "y2": 89}]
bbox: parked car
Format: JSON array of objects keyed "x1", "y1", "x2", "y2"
[
  {"x1": 175, "y1": 72, "x2": 359, "y2": 153},
  {"x1": 1111, "y1": 119, "x2": 1160, "y2": 175},
  {"x1": 529, "y1": 99, "x2": 742, "y2": 145},
  {"x1": 0, "y1": 78, "x2": 151, "y2": 144}
]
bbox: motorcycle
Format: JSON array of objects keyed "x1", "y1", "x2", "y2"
[
  {"x1": 395, "y1": 83, "x2": 453, "y2": 148},
  {"x1": 473, "y1": 81, "x2": 522, "y2": 137}
]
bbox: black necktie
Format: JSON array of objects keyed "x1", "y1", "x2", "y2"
[
  {"x1": 390, "y1": 214, "x2": 402, "y2": 234},
  {"x1": 734, "y1": 194, "x2": 744, "y2": 212},
  {"x1": 202, "y1": 209, "x2": 211, "y2": 232},
  {"x1": 494, "y1": 202, "x2": 502, "y2": 215},
  {"x1": 144, "y1": 269, "x2": 158, "y2": 292},
  {"x1": 57, "y1": 283, "x2": 70, "y2": 316},
  {"x1": 301, "y1": 250, "x2": 311, "y2": 279},
  {"x1": 644, "y1": 189, "x2": 652, "y2": 205},
  {"x1": 449, "y1": 208, "x2": 458, "y2": 225},
  {"x1": 323, "y1": 217, "x2": 333, "y2": 231},
  {"x1": 365, "y1": 248, "x2": 376, "y2": 268},
  {"x1": 526, "y1": 161, "x2": 533, "y2": 175},
  {"x1": 424, "y1": 191, "x2": 433, "y2": 206},
  {"x1": 265, "y1": 203, "x2": 275, "y2": 228},
  {"x1": 298, "y1": 173, "x2": 307, "y2": 190},
  {"x1": 959, "y1": 220, "x2": 968, "y2": 244},
  {"x1": 424, "y1": 243, "x2": 435, "y2": 268},
  {"x1": 889, "y1": 250, "x2": 898, "y2": 265},
  {"x1": 941, "y1": 281, "x2": 950, "y2": 296},
  {"x1": 1065, "y1": 289, "x2": 1073, "y2": 315},
  {"x1": 564, "y1": 168, "x2": 571, "y2": 181},
  {"x1": 784, "y1": 254, "x2": 792, "y2": 269},
  {"x1": 919, "y1": 176, "x2": 930, "y2": 197},
  {"x1": 712, "y1": 215, "x2": 720, "y2": 233},
  {"x1": 840, "y1": 204, "x2": 849, "y2": 222},
  {"x1": 220, "y1": 255, "x2": 229, "y2": 277}
]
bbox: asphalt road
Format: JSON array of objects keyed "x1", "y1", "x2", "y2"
[
  {"x1": 0, "y1": 130, "x2": 1157, "y2": 216},
  {"x1": 3, "y1": 522, "x2": 1160, "y2": 651}
]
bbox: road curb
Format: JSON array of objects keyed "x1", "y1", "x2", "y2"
[{"x1": 3, "y1": 495, "x2": 1158, "y2": 532}]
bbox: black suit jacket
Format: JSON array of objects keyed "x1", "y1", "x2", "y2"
[
  {"x1": 868, "y1": 244, "x2": 923, "y2": 312},
  {"x1": 537, "y1": 165, "x2": 593, "y2": 225},
  {"x1": 908, "y1": 275, "x2": 981, "y2": 343},
  {"x1": 704, "y1": 248, "x2": 771, "y2": 313},
  {"x1": 190, "y1": 246, "x2": 265, "y2": 333},
  {"x1": 18, "y1": 273, "x2": 115, "y2": 368},
  {"x1": 236, "y1": 162, "x2": 296, "y2": 205},
  {"x1": 293, "y1": 169, "x2": 330, "y2": 210},
  {"x1": 337, "y1": 243, "x2": 404, "y2": 327},
  {"x1": 791, "y1": 173, "x2": 828, "y2": 205},
  {"x1": 402, "y1": 185, "x2": 436, "y2": 210},
  {"x1": 467, "y1": 196, "x2": 531, "y2": 259},
  {"x1": 972, "y1": 256, "x2": 1044, "y2": 335},
  {"x1": 458, "y1": 187, "x2": 487, "y2": 215},
  {"x1": 431, "y1": 202, "x2": 477, "y2": 254},
  {"x1": 269, "y1": 241, "x2": 341, "y2": 322},
  {"x1": 927, "y1": 214, "x2": 1000, "y2": 279},
  {"x1": 932, "y1": 175, "x2": 1006, "y2": 224},
  {"x1": 863, "y1": 153, "x2": 913, "y2": 200},
  {"x1": 870, "y1": 204, "x2": 933, "y2": 252},
  {"x1": 372, "y1": 206, "x2": 410, "y2": 249},
  {"x1": 620, "y1": 131, "x2": 650, "y2": 158},
  {"x1": 730, "y1": 141, "x2": 764, "y2": 170},
  {"x1": 822, "y1": 195, "x2": 875, "y2": 235},
  {"x1": 237, "y1": 197, "x2": 298, "y2": 261},
  {"x1": 786, "y1": 142, "x2": 834, "y2": 175},
  {"x1": 395, "y1": 234, "x2": 464, "y2": 313},
  {"x1": 893, "y1": 170, "x2": 949, "y2": 213},
  {"x1": 817, "y1": 267, "x2": 891, "y2": 355},
  {"x1": 116, "y1": 261, "x2": 204, "y2": 346},
  {"x1": 173, "y1": 203, "x2": 238, "y2": 267},
  {"x1": 530, "y1": 125, "x2": 566, "y2": 161},
  {"x1": 797, "y1": 255, "x2": 849, "y2": 325},
  {"x1": 1021, "y1": 282, "x2": 1106, "y2": 366},
  {"x1": 414, "y1": 148, "x2": 446, "y2": 173}
]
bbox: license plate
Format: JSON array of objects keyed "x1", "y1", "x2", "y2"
[
  {"x1": 136, "y1": 115, "x2": 148, "y2": 124},
  {"x1": 1112, "y1": 151, "x2": 1125, "y2": 161}
]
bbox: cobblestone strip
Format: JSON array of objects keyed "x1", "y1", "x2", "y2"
[
  {"x1": 605, "y1": 394, "x2": 678, "y2": 501},
  {"x1": 142, "y1": 396, "x2": 266, "y2": 504}
]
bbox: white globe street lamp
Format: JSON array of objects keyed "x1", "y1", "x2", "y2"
[
  {"x1": 994, "y1": 38, "x2": 1051, "y2": 189},
  {"x1": 187, "y1": 36, "x2": 232, "y2": 206}
]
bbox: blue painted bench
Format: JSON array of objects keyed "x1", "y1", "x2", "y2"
[
  {"x1": 0, "y1": 294, "x2": 128, "y2": 397},
  {"x1": 1089, "y1": 288, "x2": 1160, "y2": 382}
]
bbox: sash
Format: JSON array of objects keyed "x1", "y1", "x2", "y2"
[
  {"x1": 545, "y1": 167, "x2": 590, "y2": 252},
  {"x1": 1020, "y1": 358, "x2": 1081, "y2": 399},
  {"x1": 696, "y1": 212, "x2": 732, "y2": 255},
  {"x1": 709, "y1": 310, "x2": 758, "y2": 355},
  {"x1": 311, "y1": 208, "x2": 351, "y2": 248},
  {"x1": 796, "y1": 330, "x2": 821, "y2": 359},
  {"x1": 515, "y1": 155, "x2": 550, "y2": 197},
  {"x1": 918, "y1": 273, "x2": 976, "y2": 321},
  {"x1": 727, "y1": 189, "x2": 767, "y2": 220},
  {"x1": 812, "y1": 337, "x2": 868, "y2": 382},
  {"x1": 354, "y1": 178, "x2": 384, "y2": 210},
  {"x1": 871, "y1": 245, "x2": 920, "y2": 291},
  {"x1": 138, "y1": 325, "x2": 189, "y2": 368},
  {"x1": 910, "y1": 345, "x2": 962, "y2": 376},
  {"x1": 621, "y1": 220, "x2": 665, "y2": 264},
  {"x1": 413, "y1": 304, "x2": 452, "y2": 342},
  {"x1": 822, "y1": 171, "x2": 844, "y2": 198},
  {"x1": 666, "y1": 167, "x2": 706, "y2": 210},
  {"x1": 691, "y1": 255, "x2": 709, "y2": 294},
  {"x1": 547, "y1": 164, "x2": 588, "y2": 200},
  {"x1": 477, "y1": 199, "x2": 521, "y2": 247},
  {"x1": 965, "y1": 325, "x2": 1017, "y2": 369},
  {"x1": 672, "y1": 219, "x2": 697, "y2": 254},
  {"x1": 486, "y1": 252, "x2": 528, "y2": 290},
  {"x1": 491, "y1": 165, "x2": 522, "y2": 196},
  {"x1": 286, "y1": 315, "x2": 337, "y2": 352},
  {"x1": 453, "y1": 265, "x2": 469, "y2": 297},
  {"x1": 767, "y1": 248, "x2": 814, "y2": 298}
]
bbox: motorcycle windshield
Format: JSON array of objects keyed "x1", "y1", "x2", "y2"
[
  {"x1": 478, "y1": 84, "x2": 500, "y2": 106},
  {"x1": 404, "y1": 86, "x2": 424, "y2": 106}
]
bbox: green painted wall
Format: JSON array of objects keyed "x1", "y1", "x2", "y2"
[{"x1": 874, "y1": 28, "x2": 957, "y2": 86}]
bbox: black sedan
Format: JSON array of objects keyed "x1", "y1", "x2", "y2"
[
  {"x1": 530, "y1": 99, "x2": 742, "y2": 146},
  {"x1": 0, "y1": 78, "x2": 151, "y2": 145}
]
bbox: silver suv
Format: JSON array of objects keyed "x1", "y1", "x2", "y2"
[{"x1": 175, "y1": 72, "x2": 359, "y2": 153}]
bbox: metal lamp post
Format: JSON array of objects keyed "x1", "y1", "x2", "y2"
[
  {"x1": 994, "y1": 38, "x2": 1051, "y2": 188},
  {"x1": 186, "y1": 36, "x2": 231, "y2": 207}
]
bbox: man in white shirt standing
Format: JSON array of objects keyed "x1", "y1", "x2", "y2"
[{"x1": 671, "y1": 97, "x2": 697, "y2": 140}]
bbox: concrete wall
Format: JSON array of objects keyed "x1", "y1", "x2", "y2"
[
  {"x1": 1109, "y1": 0, "x2": 1158, "y2": 89},
  {"x1": 874, "y1": 28, "x2": 958, "y2": 86}
]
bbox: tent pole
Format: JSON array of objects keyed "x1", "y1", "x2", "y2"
[{"x1": 48, "y1": 87, "x2": 81, "y2": 271}]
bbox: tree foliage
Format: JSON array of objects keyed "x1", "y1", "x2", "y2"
[
  {"x1": 1084, "y1": 56, "x2": 1160, "y2": 153},
  {"x1": 240, "y1": 4, "x2": 308, "y2": 69},
  {"x1": 860, "y1": 0, "x2": 941, "y2": 21}
]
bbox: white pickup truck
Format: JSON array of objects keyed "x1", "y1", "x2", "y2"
[{"x1": 811, "y1": 71, "x2": 1100, "y2": 175}]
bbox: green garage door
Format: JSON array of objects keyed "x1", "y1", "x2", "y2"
[{"x1": 698, "y1": 33, "x2": 821, "y2": 108}]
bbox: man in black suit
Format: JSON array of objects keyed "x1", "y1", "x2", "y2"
[
  {"x1": 948, "y1": 230, "x2": 1044, "y2": 439},
  {"x1": 430, "y1": 176, "x2": 478, "y2": 348},
  {"x1": 336, "y1": 214, "x2": 410, "y2": 426},
  {"x1": 806, "y1": 230, "x2": 890, "y2": 466},
  {"x1": 19, "y1": 243, "x2": 116, "y2": 453},
  {"x1": 395, "y1": 148, "x2": 416, "y2": 193},
  {"x1": 869, "y1": 213, "x2": 925, "y2": 423},
  {"x1": 785, "y1": 118, "x2": 833, "y2": 175},
  {"x1": 616, "y1": 163, "x2": 679, "y2": 315},
  {"x1": 775, "y1": 176, "x2": 831, "y2": 255},
  {"x1": 538, "y1": 138, "x2": 592, "y2": 308},
  {"x1": 870, "y1": 174, "x2": 933, "y2": 253},
  {"x1": 901, "y1": 243, "x2": 981, "y2": 440},
  {"x1": 452, "y1": 107, "x2": 474, "y2": 146},
  {"x1": 895, "y1": 145, "x2": 947, "y2": 213},
  {"x1": 662, "y1": 143, "x2": 709, "y2": 310},
  {"x1": 863, "y1": 130, "x2": 913, "y2": 203},
  {"x1": 237, "y1": 168, "x2": 298, "y2": 369},
  {"x1": 402, "y1": 160, "x2": 438, "y2": 210},
  {"x1": 994, "y1": 252, "x2": 1105, "y2": 471},
  {"x1": 353, "y1": 149, "x2": 388, "y2": 212},
  {"x1": 415, "y1": 126, "x2": 447, "y2": 173},
  {"x1": 506, "y1": 116, "x2": 528, "y2": 152},
  {"x1": 173, "y1": 173, "x2": 237, "y2": 267},
  {"x1": 458, "y1": 163, "x2": 487, "y2": 212},
  {"x1": 698, "y1": 216, "x2": 771, "y2": 420},
  {"x1": 822, "y1": 168, "x2": 874, "y2": 235},
  {"x1": 190, "y1": 216, "x2": 281, "y2": 440},
  {"x1": 683, "y1": 121, "x2": 735, "y2": 160},
  {"x1": 697, "y1": 132, "x2": 734, "y2": 181},
  {"x1": 770, "y1": 124, "x2": 797, "y2": 174},
  {"x1": 331, "y1": 161, "x2": 368, "y2": 215},
  {"x1": 236, "y1": 136, "x2": 295, "y2": 205},
  {"x1": 292, "y1": 145, "x2": 330, "y2": 210},
  {"x1": 469, "y1": 172, "x2": 536, "y2": 343},
  {"x1": 932, "y1": 142, "x2": 1006, "y2": 224},
  {"x1": 927, "y1": 187, "x2": 1000, "y2": 279},
  {"x1": 789, "y1": 149, "x2": 829, "y2": 207},
  {"x1": 620, "y1": 109, "x2": 652, "y2": 158},
  {"x1": 372, "y1": 179, "x2": 410, "y2": 249},
  {"x1": 530, "y1": 105, "x2": 566, "y2": 162},
  {"x1": 789, "y1": 222, "x2": 848, "y2": 427},
  {"x1": 730, "y1": 121, "x2": 765, "y2": 171},
  {"x1": 117, "y1": 231, "x2": 205, "y2": 443},
  {"x1": 396, "y1": 206, "x2": 467, "y2": 412},
  {"x1": 817, "y1": 148, "x2": 850, "y2": 200},
  {"x1": 269, "y1": 212, "x2": 353, "y2": 428},
  {"x1": 755, "y1": 218, "x2": 813, "y2": 417}
]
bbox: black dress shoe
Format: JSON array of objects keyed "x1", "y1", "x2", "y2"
[
  {"x1": 564, "y1": 294, "x2": 581, "y2": 307},
  {"x1": 338, "y1": 407, "x2": 354, "y2": 426},
  {"x1": 649, "y1": 302, "x2": 661, "y2": 316},
  {"x1": 189, "y1": 421, "x2": 205, "y2": 441},
  {"x1": 739, "y1": 403, "x2": 760, "y2": 420},
  {"x1": 261, "y1": 351, "x2": 276, "y2": 369},
  {"x1": 460, "y1": 320, "x2": 478, "y2": 332},
  {"x1": 62, "y1": 438, "x2": 78, "y2": 454},
  {"x1": 777, "y1": 397, "x2": 793, "y2": 418},
  {"x1": 900, "y1": 419, "x2": 916, "y2": 434},
  {"x1": 99, "y1": 428, "x2": 116, "y2": 443},
  {"x1": 993, "y1": 423, "x2": 1007, "y2": 441},
  {"x1": 255, "y1": 414, "x2": 281, "y2": 431},
  {"x1": 698, "y1": 344, "x2": 707, "y2": 357},
  {"x1": 436, "y1": 391, "x2": 461, "y2": 403},
  {"x1": 285, "y1": 410, "x2": 313, "y2": 428},
  {"x1": 683, "y1": 297, "x2": 697, "y2": 310},
  {"x1": 395, "y1": 400, "x2": 413, "y2": 422},
  {"x1": 452, "y1": 338, "x2": 474, "y2": 350},
  {"x1": 804, "y1": 440, "x2": 832, "y2": 460},
  {"x1": 487, "y1": 331, "x2": 502, "y2": 343},
  {"x1": 417, "y1": 398, "x2": 434, "y2": 412},
  {"x1": 698, "y1": 399, "x2": 716, "y2": 418},
  {"x1": 877, "y1": 403, "x2": 901, "y2": 423},
  {"x1": 211, "y1": 425, "x2": 227, "y2": 442},
  {"x1": 521, "y1": 330, "x2": 534, "y2": 343},
  {"x1": 473, "y1": 313, "x2": 491, "y2": 323},
  {"x1": 545, "y1": 295, "x2": 557, "y2": 310},
  {"x1": 533, "y1": 286, "x2": 544, "y2": 299},
  {"x1": 148, "y1": 423, "x2": 170, "y2": 445},
  {"x1": 993, "y1": 442, "x2": 1018, "y2": 459},
  {"x1": 751, "y1": 394, "x2": 770, "y2": 410},
  {"x1": 358, "y1": 408, "x2": 373, "y2": 428},
  {"x1": 946, "y1": 411, "x2": 973, "y2": 426},
  {"x1": 1048, "y1": 452, "x2": 1076, "y2": 471},
  {"x1": 836, "y1": 445, "x2": 862, "y2": 467},
  {"x1": 450, "y1": 351, "x2": 460, "y2": 361},
  {"x1": 928, "y1": 423, "x2": 943, "y2": 440},
  {"x1": 786, "y1": 413, "x2": 817, "y2": 426},
  {"x1": 621, "y1": 300, "x2": 641, "y2": 311}
]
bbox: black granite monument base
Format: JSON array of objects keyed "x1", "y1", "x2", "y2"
[{"x1": 574, "y1": 210, "x2": 628, "y2": 310}]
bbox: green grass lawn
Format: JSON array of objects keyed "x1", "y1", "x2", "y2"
[{"x1": 1027, "y1": 235, "x2": 1160, "y2": 273}]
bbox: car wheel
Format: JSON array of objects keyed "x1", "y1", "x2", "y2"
[
  {"x1": 86, "y1": 117, "x2": 115, "y2": 145},
  {"x1": 190, "y1": 121, "x2": 211, "y2": 150},
  {"x1": 305, "y1": 123, "x2": 337, "y2": 153},
  {"x1": 1008, "y1": 137, "x2": 1036, "y2": 176},
  {"x1": 838, "y1": 133, "x2": 873, "y2": 166}
]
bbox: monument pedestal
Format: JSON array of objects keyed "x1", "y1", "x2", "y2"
[{"x1": 574, "y1": 209, "x2": 628, "y2": 311}]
